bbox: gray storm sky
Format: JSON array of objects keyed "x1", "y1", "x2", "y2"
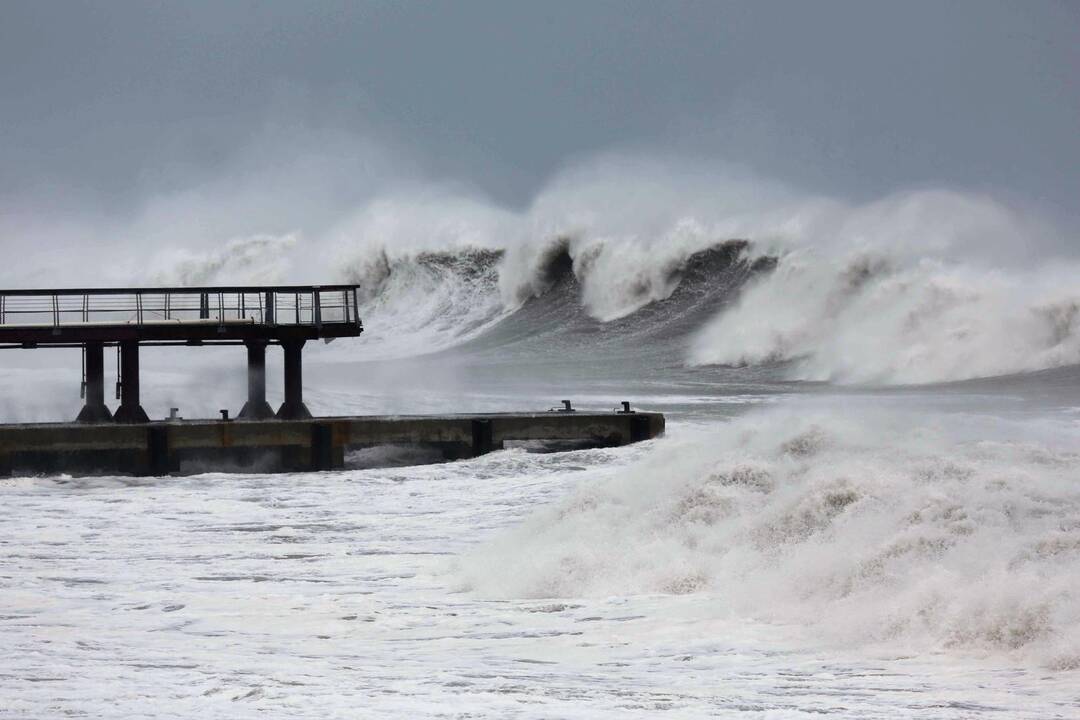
[{"x1": 1, "y1": 1, "x2": 1078, "y2": 221}]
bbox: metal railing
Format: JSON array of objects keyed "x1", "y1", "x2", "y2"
[{"x1": 0, "y1": 285, "x2": 362, "y2": 329}]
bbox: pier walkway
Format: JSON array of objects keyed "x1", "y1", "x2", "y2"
[
  {"x1": 0, "y1": 285, "x2": 665, "y2": 475},
  {"x1": 0, "y1": 285, "x2": 363, "y2": 422}
]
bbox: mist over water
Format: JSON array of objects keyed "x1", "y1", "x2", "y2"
[
  {"x1": 4, "y1": 120, "x2": 1080, "y2": 720},
  {"x1": 12, "y1": 145, "x2": 1065, "y2": 380},
  {"x1": 90, "y1": 154, "x2": 1073, "y2": 386}
]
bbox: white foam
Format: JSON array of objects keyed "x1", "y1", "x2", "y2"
[
  {"x1": 11, "y1": 153, "x2": 1078, "y2": 381},
  {"x1": 688, "y1": 190, "x2": 1080, "y2": 384},
  {"x1": 460, "y1": 403, "x2": 1080, "y2": 669},
  {"x1": 689, "y1": 250, "x2": 1080, "y2": 384}
]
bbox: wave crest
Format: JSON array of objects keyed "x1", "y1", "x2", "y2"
[
  {"x1": 133, "y1": 165, "x2": 1078, "y2": 382},
  {"x1": 341, "y1": 248, "x2": 507, "y2": 359},
  {"x1": 690, "y1": 250, "x2": 1080, "y2": 383}
]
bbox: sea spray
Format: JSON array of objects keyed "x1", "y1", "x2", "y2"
[
  {"x1": 59, "y1": 157, "x2": 1078, "y2": 383},
  {"x1": 689, "y1": 249, "x2": 1080, "y2": 384},
  {"x1": 147, "y1": 234, "x2": 299, "y2": 286},
  {"x1": 344, "y1": 249, "x2": 508, "y2": 359},
  {"x1": 457, "y1": 404, "x2": 1080, "y2": 668}
]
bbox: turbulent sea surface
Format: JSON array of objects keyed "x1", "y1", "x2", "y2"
[{"x1": 4, "y1": 212, "x2": 1080, "y2": 717}]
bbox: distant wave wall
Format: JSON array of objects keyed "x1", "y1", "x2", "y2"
[{"x1": 134, "y1": 160, "x2": 1080, "y2": 383}]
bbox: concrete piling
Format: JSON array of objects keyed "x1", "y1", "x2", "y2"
[
  {"x1": 0, "y1": 287, "x2": 669, "y2": 479},
  {"x1": 76, "y1": 342, "x2": 112, "y2": 423},
  {"x1": 238, "y1": 340, "x2": 275, "y2": 420},
  {"x1": 277, "y1": 340, "x2": 311, "y2": 419},
  {"x1": 113, "y1": 341, "x2": 149, "y2": 424}
]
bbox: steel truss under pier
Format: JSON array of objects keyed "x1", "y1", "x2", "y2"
[{"x1": 0, "y1": 285, "x2": 363, "y2": 422}]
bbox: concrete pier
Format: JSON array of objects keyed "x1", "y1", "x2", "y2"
[
  {"x1": 277, "y1": 340, "x2": 311, "y2": 419},
  {"x1": 0, "y1": 411, "x2": 665, "y2": 476},
  {"x1": 113, "y1": 340, "x2": 149, "y2": 423},
  {"x1": 0, "y1": 285, "x2": 364, "y2": 423},
  {"x1": 0, "y1": 286, "x2": 666, "y2": 478},
  {"x1": 238, "y1": 340, "x2": 275, "y2": 419},
  {"x1": 76, "y1": 342, "x2": 112, "y2": 422}
]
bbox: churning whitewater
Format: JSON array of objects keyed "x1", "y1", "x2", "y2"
[
  {"x1": 459, "y1": 404, "x2": 1080, "y2": 670},
  {"x1": 5, "y1": 2, "x2": 1079, "y2": 716},
  {"x1": 3, "y1": 172, "x2": 1079, "y2": 718}
]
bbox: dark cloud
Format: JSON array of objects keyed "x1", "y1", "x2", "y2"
[{"x1": 1, "y1": 1, "x2": 1078, "y2": 214}]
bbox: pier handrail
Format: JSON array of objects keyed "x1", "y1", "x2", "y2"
[{"x1": 0, "y1": 285, "x2": 363, "y2": 330}]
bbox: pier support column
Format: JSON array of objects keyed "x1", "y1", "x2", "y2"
[
  {"x1": 276, "y1": 340, "x2": 312, "y2": 419},
  {"x1": 76, "y1": 342, "x2": 113, "y2": 423},
  {"x1": 238, "y1": 340, "x2": 274, "y2": 419},
  {"x1": 113, "y1": 341, "x2": 149, "y2": 423}
]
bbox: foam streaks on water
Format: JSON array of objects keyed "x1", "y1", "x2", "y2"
[{"x1": 2, "y1": 437, "x2": 1077, "y2": 718}]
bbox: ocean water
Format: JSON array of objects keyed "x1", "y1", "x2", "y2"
[{"x1": 3, "y1": 186, "x2": 1080, "y2": 717}]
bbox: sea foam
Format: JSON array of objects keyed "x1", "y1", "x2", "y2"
[{"x1": 458, "y1": 403, "x2": 1080, "y2": 668}]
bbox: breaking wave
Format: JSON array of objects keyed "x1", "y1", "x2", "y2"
[
  {"x1": 688, "y1": 248, "x2": 1080, "y2": 384},
  {"x1": 319, "y1": 181, "x2": 1079, "y2": 381},
  {"x1": 453, "y1": 238, "x2": 773, "y2": 362},
  {"x1": 341, "y1": 248, "x2": 509, "y2": 359},
  {"x1": 458, "y1": 405, "x2": 1080, "y2": 668},
  {"x1": 321, "y1": 211, "x2": 773, "y2": 361},
  {"x1": 131, "y1": 160, "x2": 1079, "y2": 383}
]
